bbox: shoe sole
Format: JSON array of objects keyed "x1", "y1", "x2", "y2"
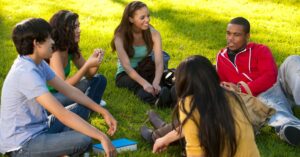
[
  {"x1": 140, "y1": 126, "x2": 154, "y2": 143},
  {"x1": 284, "y1": 126, "x2": 300, "y2": 146}
]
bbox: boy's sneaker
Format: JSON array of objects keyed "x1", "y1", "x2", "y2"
[
  {"x1": 100, "y1": 100, "x2": 107, "y2": 107},
  {"x1": 280, "y1": 124, "x2": 300, "y2": 146}
]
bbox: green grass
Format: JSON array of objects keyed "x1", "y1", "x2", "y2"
[{"x1": 1, "y1": 0, "x2": 300, "y2": 156}]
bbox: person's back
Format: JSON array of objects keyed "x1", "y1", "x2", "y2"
[
  {"x1": 175, "y1": 55, "x2": 260, "y2": 157},
  {"x1": 0, "y1": 56, "x2": 51, "y2": 153},
  {"x1": 179, "y1": 93, "x2": 259, "y2": 157}
]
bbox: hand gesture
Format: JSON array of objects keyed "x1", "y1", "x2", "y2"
[
  {"x1": 152, "y1": 137, "x2": 169, "y2": 153},
  {"x1": 86, "y1": 48, "x2": 105, "y2": 67},
  {"x1": 143, "y1": 82, "x2": 155, "y2": 95},
  {"x1": 152, "y1": 82, "x2": 161, "y2": 95},
  {"x1": 102, "y1": 110, "x2": 118, "y2": 136},
  {"x1": 220, "y1": 81, "x2": 240, "y2": 92}
]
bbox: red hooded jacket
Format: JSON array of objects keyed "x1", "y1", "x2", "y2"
[{"x1": 216, "y1": 42, "x2": 278, "y2": 96}]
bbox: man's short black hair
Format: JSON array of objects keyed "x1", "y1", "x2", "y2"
[
  {"x1": 12, "y1": 18, "x2": 52, "y2": 55},
  {"x1": 229, "y1": 17, "x2": 250, "y2": 34}
]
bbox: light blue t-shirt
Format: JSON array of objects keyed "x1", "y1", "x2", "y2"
[
  {"x1": 116, "y1": 45, "x2": 148, "y2": 75},
  {"x1": 0, "y1": 55, "x2": 55, "y2": 153}
]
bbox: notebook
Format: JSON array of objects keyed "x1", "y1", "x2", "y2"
[{"x1": 93, "y1": 138, "x2": 137, "y2": 153}]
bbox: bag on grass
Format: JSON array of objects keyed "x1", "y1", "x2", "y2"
[{"x1": 236, "y1": 81, "x2": 276, "y2": 133}]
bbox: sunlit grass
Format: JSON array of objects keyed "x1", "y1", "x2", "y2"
[{"x1": 0, "y1": 0, "x2": 300, "y2": 156}]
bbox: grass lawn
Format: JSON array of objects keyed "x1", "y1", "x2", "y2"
[{"x1": 1, "y1": 0, "x2": 300, "y2": 156}]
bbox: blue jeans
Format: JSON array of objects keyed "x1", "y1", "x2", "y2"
[
  {"x1": 48, "y1": 74, "x2": 107, "y2": 132},
  {"x1": 10, "y1": 74, "x2": 107, "y2": 157},
  {"x1": 53, "y1": 74, "x2": 107, "y2": 107},
  {"x1": 10, "y1": 103, "x2": 92, "y2": 157},
  {"x1": 258, "y1": 55, "x2": 300, "y2": 132}
]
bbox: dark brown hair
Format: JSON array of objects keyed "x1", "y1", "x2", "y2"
[
  {"x1": 12, "y1": 18, "x2": 52, "y2": 55},
  {"x1": 173, "y1": 55, "x2": 239, "y2": 157},
  {"x1": 111, "y1": 1, "x2": 153, "y2": 57},
  {"x1": 49, "y1": 10, "x2": 80, "y2": 58}
]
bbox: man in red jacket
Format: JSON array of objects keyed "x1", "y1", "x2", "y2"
[{"x1": 217, "y1": 17, "x2": 300, "y2": 146}]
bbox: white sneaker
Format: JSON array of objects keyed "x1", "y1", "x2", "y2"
[
  {"x1": 83, "y1": 152, "x2": 89, "y2": 157},
  {"x1": 100, "y1": 100, "x2": 107, "y2": 107}
]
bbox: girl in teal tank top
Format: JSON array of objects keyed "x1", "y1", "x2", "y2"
[
  {"x1": 116, "y1": 45, "x2": 148, "y2": 75},
  {"x1": 111, "y1": 1, "x2": 173, "y2": 107}
]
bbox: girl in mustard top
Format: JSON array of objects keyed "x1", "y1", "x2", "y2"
[{"x1": 174, "y1": 55, "x2": 260, "y2": 157}]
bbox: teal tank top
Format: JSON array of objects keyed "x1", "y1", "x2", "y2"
[
  {"x1": 47, "y1": 54, "x2": 72, "y2": 93},
  {"x1": 116, "y1": 45, "x2": 148, "y2": 76}
]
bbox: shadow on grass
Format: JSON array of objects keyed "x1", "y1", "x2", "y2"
[
  {"x1": 150, "y1": 6, "x2": 299, "y2": 65},
  {"x1": 152, "y1": 7, "x2": 225, "y2": 46},
  {"x1": 0, "y1": 15, "x2": 16, "y2": 93}
]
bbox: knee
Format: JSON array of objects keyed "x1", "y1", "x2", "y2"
[
  {"x1": 94, "y1": 74, "x2": 107, "y2": 87},
  {"x1": 76, "y1": 134, "x2": 92, "y2": 148},
  {"x1": 279, "y1": 55, "x2": 300, "y2": 77},
  {"x1": 282, "y1": 55, "x2": 300, "y2": 67}
]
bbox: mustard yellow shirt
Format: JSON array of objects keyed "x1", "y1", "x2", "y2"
[{"x1": 179, "y1": 93, "x2": 260, "y2": 157}]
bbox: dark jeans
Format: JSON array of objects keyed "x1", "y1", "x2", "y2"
[
  {"x1": 116, "y1": 72, "x2": 157, "y2": 104},
  {"x1": 53, "y1": 74, "x2": 107, "y2": 107}
]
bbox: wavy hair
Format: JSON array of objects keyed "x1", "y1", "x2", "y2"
[
  {"x1": 173, "y1": 55, "x2": 239, "y2": 157},
  {"x1": 111, "y1": 1, "x2": 153, "y2": 57},
  {"x1": 49, "y1": 10, "x2": 80, "y2": 58}
]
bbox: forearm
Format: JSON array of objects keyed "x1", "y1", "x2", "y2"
[
  {"x1": 247, "y1": 73, "x2": 277, "y2": 96},
  {"x1": 59, "y1": 110, "x2": 107, "y2": 141},
  {"x1": 160, "y1": 129, "x2": 183, "y2": 144},
  {"x1": 66, "y1": 64, "x2": 89, "y2": 85},
  {"x1": 36, "y1": 92, "x2": 108, "y2": 142},
  {"x1": 125, "y1": 66, "x2": 149, "y2": 87},
  {"x1": 85, "y1": 66, "x2": 99, "y2": 78},
  {"x1": 65, "y1": 85, "x2": 107, "y2": 115},
  {"x1": 153, "y1": 61, "x2": 163, "y2": 85}
]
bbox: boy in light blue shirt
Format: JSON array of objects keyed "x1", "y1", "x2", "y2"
[{"x1": 0, "y1": 18, "x2": 117, "y2": 157}]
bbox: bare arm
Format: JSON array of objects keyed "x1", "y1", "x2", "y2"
[
  {"x1": 152, "y1": 128, "x2": 183, "y2": 153},
  {"x1": 49, "y1": 50, "x2": 101, "y2": 86},
  {"x1": 73, "y1": 49, "x2": 104, "y2": 78},
  {"x1": 151, "y1": 29, "x2": 164, "y2": 94},
  {"x1": 48, "y1": 76, "x2": 117, "y2": 135},
  {"x1": 36, "y1": 92, "x2": 116, "y2": 156},
  {"x1": 114, "y1": 36, "x2": 154, "y2": 95}
]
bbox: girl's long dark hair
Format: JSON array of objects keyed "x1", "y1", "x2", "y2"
[
  {"x1": 173, "y1": 55, "x2": 237, "y2": 157},
  {"x1": 49, "y1": 10, "x2": 80, "y2": 59},
  {"x1": 111, "y1": 1, "x2": 153, "y2": 57}
]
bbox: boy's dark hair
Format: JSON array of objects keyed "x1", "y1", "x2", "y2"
[
  {"x1": 229, "y1": 17, "x2": 250, "y2": 34},
  {"x1": 12, "y1": 18, "x2": 52, "y2": 55}
]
